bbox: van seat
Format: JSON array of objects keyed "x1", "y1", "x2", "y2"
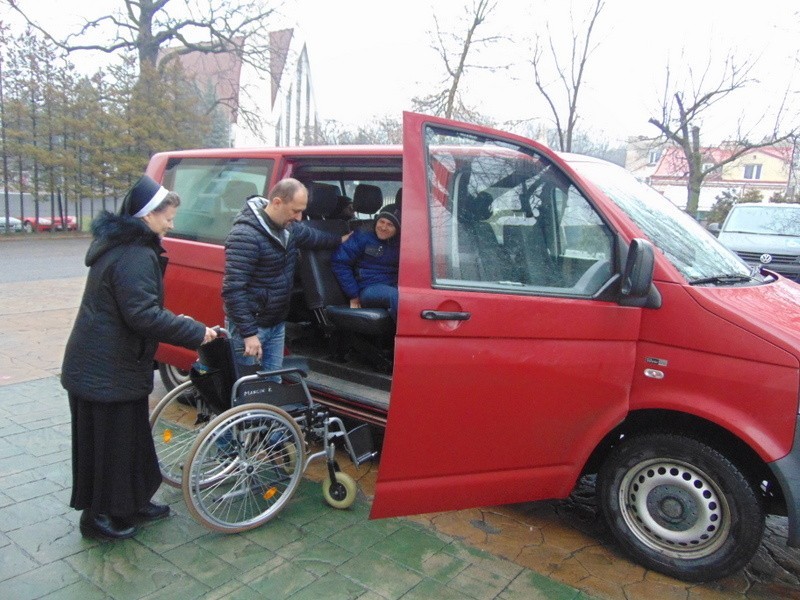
[
  {"x1": 297, "y1": 182, "x2": 394, "y2": 369},
  {"x1": 350, "y1": 183, "x2": 383, "y2": 232},
  {"x1": 210, "y1": 180, "x2": 259, "y2": 240}
]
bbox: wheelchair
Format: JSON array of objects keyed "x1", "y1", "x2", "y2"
[{"x1": 149, "y1": 331, "x2": 376, "y2": 533}]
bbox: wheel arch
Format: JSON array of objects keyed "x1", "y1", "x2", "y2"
[{"x1": 582, "y1": 408, "x2": 785, "y2": 516}]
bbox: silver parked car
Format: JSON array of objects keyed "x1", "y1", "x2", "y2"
[
  {"x1": 0, "y1": 215, "x2": 22, "y2": 233},
  {"x1": 717, "y1": 203, "x2": 800, "y2": 282}
]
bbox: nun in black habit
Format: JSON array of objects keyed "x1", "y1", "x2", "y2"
[{"x1": 61, "y1": 175, "x2": 217, "y2": 540}]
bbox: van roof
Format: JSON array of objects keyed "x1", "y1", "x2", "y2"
[
  {"x1": 731, "y1": 203, "x2": 800, "y2": 209},
  {"x1": 152, "y1": 145, "x2": 403, "y2": 160}
]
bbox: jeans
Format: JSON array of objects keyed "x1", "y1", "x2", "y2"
[
  {"x1": 226, "y1": 319, "x2": 285, "y2": 382},
  {"x1": 360, "y1": 284, "x2": 399, "y2": 322}
]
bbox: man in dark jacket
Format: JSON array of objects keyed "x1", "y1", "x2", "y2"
[{"x1": 222, "y1": 178, "x2": 347, "y2": 376}]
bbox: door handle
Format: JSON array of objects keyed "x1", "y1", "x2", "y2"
[{"x1": 421, "y1": 310, "x2": 471, "y2": 321}]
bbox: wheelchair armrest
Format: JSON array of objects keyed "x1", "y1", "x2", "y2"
[{"x1": 255, "y1": 367, "x2": 308, "y2": 379}]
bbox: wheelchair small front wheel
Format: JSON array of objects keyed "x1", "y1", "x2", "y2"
[{"x1": 322, "y1": 472, "x2": 357, "y2": 509}]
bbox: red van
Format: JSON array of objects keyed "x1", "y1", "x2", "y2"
[{"x1": 147, "y1": 112, "x2": 800, "y2": 582}]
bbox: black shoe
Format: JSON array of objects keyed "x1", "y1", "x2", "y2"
[
  {"x1": 133, "y1": 501, "x2": 170, "y2": 522},
  {"x1": 79, "y1": 511, "x2": 137, "y2": 540}
]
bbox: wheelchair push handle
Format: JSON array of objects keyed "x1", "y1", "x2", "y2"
[{"x1": 211, "y1": 326, "x2": 230, "y2": 338}]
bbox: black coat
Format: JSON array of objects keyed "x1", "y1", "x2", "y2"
[
  {"x1": 61, "y1": 211, "x2": 205, "y2": 402},
  {"x1": 222, "y1": 197, "x2": 341, "y2": 337}
]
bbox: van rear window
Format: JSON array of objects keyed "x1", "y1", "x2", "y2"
[{"x1": 162, "y1": 158, "x2": 274, "y2": 243}]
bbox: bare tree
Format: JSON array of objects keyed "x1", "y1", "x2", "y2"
[
  {"x1": 412, "y1": 0, "x2": 500, "y2": 123},
  {"x1": 320, "y1": 116, "x2": 402, "y2": 146},
  {"x1": 6, "y1": 0, "x2": 278, "y2": 72},
  {"x1": 649, "y1": 55, "x2": 796, "y2": 217},
  {"x1": 530, "y1": 0, "x2": 604, "y2": 152},
  {"x1": 7, "y1": 0, "x2": 281, "y2": 146}
]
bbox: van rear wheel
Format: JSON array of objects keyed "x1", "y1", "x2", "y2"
[
  {"x1": 598, "y1": 433, "x2": 763, "y2": 582},
  {"x1": 158, "y1": 362, "x2": 191, "y2": 391}
]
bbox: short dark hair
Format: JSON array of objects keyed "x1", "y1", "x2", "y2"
[
  {"x1": 152, "y1": 191, "x2": 181, "y2": 212},
  {"x1": 268, "y1": 178, "x2": 306, "y2": 203}
]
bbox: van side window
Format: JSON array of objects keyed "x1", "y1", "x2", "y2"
[
  {"x1": 426, "y1": 127, "x2": 614, "y2": 297},
  {"x1": 162, "y1": 158, "x2": 274, "y2": 243}
]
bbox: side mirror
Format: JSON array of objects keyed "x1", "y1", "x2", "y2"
[
  {"x1": 707, "y1": 222, "x2": 721, "y2": 237},
  {"x1": 620, "y1": 238, "x2": 657, "y2": 307}
]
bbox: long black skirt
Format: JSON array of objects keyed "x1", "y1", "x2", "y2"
[{"x1": 68, "y1": 393, "x2": 162, "y2": 517}]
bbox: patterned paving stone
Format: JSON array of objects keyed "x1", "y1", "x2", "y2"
[
  {"x1": 0, "y1": 560, "x2": 84, "y2": 600},
  {"x1": 10, "y1": 272, "x2": 800, "y2": 599}
]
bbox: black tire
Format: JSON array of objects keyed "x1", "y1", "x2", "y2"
[
  {"x1": 598, "y1": 433, "x2": 764, "y2": 582},
  {"x1": 158, "y1": 362, "x2": 191, "y2": 391}
]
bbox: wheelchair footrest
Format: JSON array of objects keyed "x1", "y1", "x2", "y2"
[{"x1": 346, "y1": 423, "x2": 377, "y2": 467}]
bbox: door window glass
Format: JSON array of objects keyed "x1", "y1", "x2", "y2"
[
  {"x1": 426, "y1": 127, "x2": 614, "y2": 297},
  {"x1": 162, "y1": 158, "x2": 273, "y2": 243}
]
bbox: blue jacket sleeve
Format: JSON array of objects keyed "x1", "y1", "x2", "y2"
[{"x1": 331, "y1": 231, "x2": 365, "y2": 299}]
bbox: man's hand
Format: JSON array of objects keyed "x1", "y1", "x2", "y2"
[
  {"x1": 243, "y1": 335, "x2": 263, "y2": 360},
  {"x1": 202, "y1": 327, "x2": 218, "y2": 344},
  {"x1": 349, "y1": 298, "x2": 361, "y2": 309},
  {"x1": 341, "y1": 232, "x2": 353, "y2": 243}
]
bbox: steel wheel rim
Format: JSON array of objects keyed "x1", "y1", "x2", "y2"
[
  {"x1": 163, "y1": 363, "x2": 191, "y2": 387},
  {"x1": 187, "y1": 409, "x2": 303, "y2": 530},
  {"x1": 618, "y1": 458, "x2": 731, "y2": 559}
]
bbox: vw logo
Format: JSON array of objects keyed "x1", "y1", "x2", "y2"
[{"x1": 760, "y1": 253, "x2": 773, "y2": 264}]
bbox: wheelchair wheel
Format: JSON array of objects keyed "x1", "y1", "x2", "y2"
[
  {"x1": 182, "y1": 403, "x2": 305, "y2": 533},
  {"x1": 149, "y1": 381, "x2": 216, "y2": 488},
  {"x1": 322, "y1": 471, "x2": 357, "y2": 509}
]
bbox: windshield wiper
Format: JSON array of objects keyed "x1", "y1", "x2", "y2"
[{"x1": 689, "y1": 274, "x2": 755, "y2": 286}]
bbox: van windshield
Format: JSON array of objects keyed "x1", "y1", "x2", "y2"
[
  {"x1": 724, "y1": 205, "x2": 800, "y2": 236},
  {"x1": 567, "y1": 158, "x2": 755, "y2": 283}
]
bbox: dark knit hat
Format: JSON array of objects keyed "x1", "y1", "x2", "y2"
[
  {"x1": 376, "y1": 205, "x2": 400, "y2": 231},
  {"x1": 121, "y1": 175, "x2": 169, "y2": 217}
]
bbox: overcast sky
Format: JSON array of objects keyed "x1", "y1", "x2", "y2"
[{"x1": 3, "y1": 0, "x2": 798, "y2": 145}]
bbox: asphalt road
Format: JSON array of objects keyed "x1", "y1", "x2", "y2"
[{"x1": 0, "y1": 235, "x2": 91, "y2": 283}]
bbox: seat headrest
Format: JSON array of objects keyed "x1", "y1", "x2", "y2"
[
  {"x1": 459, "y1": 191, "x2": 494, "y2": 223},
  {"x1": 306, "y1": 183, "x2": 341, "y2": 219},
  {"x1": 352, "y1": 184, "x2": 383, "y2": 215},
  {"x1": 222, "y1": 180, "x2": 259, "y2": 211}
]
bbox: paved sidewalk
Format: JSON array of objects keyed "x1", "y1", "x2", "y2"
[
  {"x1": 3, "y1": 271, "x2": 800, "y2": 599},
  {"x1": 0, "y1": 376, "x2": 590, "y2": 599}
]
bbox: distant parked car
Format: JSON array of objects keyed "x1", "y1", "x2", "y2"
[
  {"x1": 0, "y1": 215, "x2": 22, "y2": 233},
  {"x1": 716, "y1": 203, "x2": 800, "y2": 282},
  {"x1": 21, "y1": 215, "x2": 78, "y2": 233}
]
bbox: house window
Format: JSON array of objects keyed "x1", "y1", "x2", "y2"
[
  {"x1": 744, "y1": 164, "x2": 762, "y2": 180},
  {"x1": 648, "y1": 149, "x2": 662, "y2": 165}
]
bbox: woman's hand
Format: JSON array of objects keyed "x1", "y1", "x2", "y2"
[{"x1": 202, "y1": 327, "x2": 218, "y2": 344}]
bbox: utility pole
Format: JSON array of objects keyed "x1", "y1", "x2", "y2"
[{"x1": 0, "y1": 53, "x2": 10, "y2": 233}]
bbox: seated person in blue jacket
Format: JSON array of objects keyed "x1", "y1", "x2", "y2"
[{"x1": 331, "y1": 205, "x2": 400, "y2": 322}]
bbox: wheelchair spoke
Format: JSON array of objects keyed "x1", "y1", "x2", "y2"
[{"x1": 183, "y1": 404, "x2": 305, "y2": 533}]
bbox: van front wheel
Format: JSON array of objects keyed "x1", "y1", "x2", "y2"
[{"x1": 598, "y1": 433, "x2": 763, "y2": 582}]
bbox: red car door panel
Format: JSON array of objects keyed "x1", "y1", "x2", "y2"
[{"x1": 372, "y1": 112, "x2": 641, "y2": 518}]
